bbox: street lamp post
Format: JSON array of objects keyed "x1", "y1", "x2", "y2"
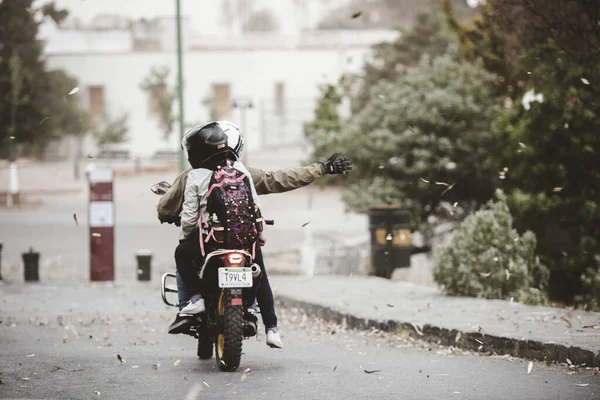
[
  {"x1": 176, "y1": 0, "x2": 185, "y2": 172},
  {"x1": 232, "y1": 98, "x2": 253, "y2": 166}
]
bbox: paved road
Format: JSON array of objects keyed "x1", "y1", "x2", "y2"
[{"x1": 1, "y1": 284, "x2": 598, "y2": 400}]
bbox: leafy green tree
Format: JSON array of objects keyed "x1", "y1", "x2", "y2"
[
  {"x1": 303, "y1": 83, "x2": 343, "y2": 170},
  {"x1": 140, "y1": 66, "x2": 176, "y2": 140},
  {"x1": 329, "y1": 54, "x2": 503, "y2": 233},
  {"x1": 0, "y1": 0, "x2": 90, "y2": 157},
  {"x1": 93, "y1": 112, "x2": 129, "y2": 147},
  {"x1": 434, "y1": 190, "x2": 549, "y2": 304},
  {"x1": 492, "y1": 40, "x2": 600, "y2": 304},
  {"x1": 444, "y1": 0, "x2": 600, "y2": 305}
]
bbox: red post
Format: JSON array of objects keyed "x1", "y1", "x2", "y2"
[{"x1": 88, "y1": 168, "x2": 115, "y2": 281}]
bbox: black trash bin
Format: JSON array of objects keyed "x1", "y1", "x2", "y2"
[
  {"x1": 22, "y1": 247, "x2": 40, "y2": 282},
  {"x1": 136, "y1": 250, "x2": 152, "y2": 281},
  {"x1": 368, "y1": 206, "x2": 412, "y2": 279}
]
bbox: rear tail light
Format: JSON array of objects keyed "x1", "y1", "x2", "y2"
[{"x1": 225, "y1": 253, "x2": 245, "y2": 267}]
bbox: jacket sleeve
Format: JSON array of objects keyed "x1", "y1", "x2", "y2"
[
  {"x1": 249, "y1": 163, "x2": 325, "y2": 195},
  {"x1": 156, "y1": 168, "x2": 191, "y2": 220},
  {"x1": 180, "y1": 172, "x2": 200, "y2": 238}
]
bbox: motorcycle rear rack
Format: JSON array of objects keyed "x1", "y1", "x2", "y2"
[{"x1": 161, "y1": 272, "x2": 179, "y2": 308}]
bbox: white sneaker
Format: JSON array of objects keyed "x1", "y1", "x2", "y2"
[
  {"x1": 266, "y1": 328, "x2": 283, "y2": 349},
  {"x1": 180, "y1": 296, "x2": 205, "y2": 315}
]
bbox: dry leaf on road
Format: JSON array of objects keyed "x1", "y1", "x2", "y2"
[{"x1": 241, "y1": 368, "x2": 251, "y2": 382}]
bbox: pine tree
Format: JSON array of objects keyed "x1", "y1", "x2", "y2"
[{"x1": 0, "y1": 0, "x2": 90, "y2": 157}]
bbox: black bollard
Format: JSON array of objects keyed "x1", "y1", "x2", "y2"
[
  {"x1": 136, "y1": 250, "x2": 152, "y2": 281},
  {"x1": 22, "y1": 247, "x2": 40, "y2": 282}
]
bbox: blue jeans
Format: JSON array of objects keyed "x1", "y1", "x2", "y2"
[{"x1": 175, "y1": 243, "x2": 277, "y2": 331}]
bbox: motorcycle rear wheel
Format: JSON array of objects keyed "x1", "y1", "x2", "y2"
[{"x1": 215, "y1": 289, "x2": 244, "y2": 372}]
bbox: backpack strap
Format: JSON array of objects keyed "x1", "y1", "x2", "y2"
[
  {"x1": 205, "y1": 173, "x2": 248, "y2": 198},
  {"x1": 204, "y1": 226, "x2": 225, "y2": 243},
  {"x1": 198, "y1": 213, "x2": 206, "y2": 257}
]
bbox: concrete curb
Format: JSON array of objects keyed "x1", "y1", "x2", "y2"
[{"x1": 276, "y1": 296, "x2": 600, "y2": 368}]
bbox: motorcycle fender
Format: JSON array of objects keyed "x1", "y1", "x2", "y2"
[{"x1": 229, "y1": 288, "x2": 243, "y2": 306}]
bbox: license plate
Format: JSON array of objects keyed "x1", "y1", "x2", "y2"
[{"x1": 218, "y1": 267, "x2": 252, "y2": 288}]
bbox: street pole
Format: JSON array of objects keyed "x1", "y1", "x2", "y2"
[{"x1": 176, "y1": 0, "x2": 185, "y2": 172}]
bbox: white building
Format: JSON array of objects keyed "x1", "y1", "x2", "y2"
[{"x1": 39, "y1": 17, "x2": 400, "y2": 159}]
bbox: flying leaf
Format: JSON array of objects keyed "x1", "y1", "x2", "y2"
[
  {"x1": 27, "y1": 354, "x2": 35, "y2": 357},
  {"x1": 553, "y1": 187, "x2": 563, "y2": 192},
  {"x1": 333, "y1": 365, "x2": 338, "y2": 371},
  {"x1": 117, "y1": 354, "x2": 124, "y2": 363},
  {"x1": 420, "y1": 178, "x2": 430, "y2": 184},
  {"x1": 479, "y1": 272, "x2": 491, "y2": 278},
  {"x1": 68, "y1": 87, "x2": 80, "y2": 95},
  {"x1": 241, "y1": 368, "x2": 251, "y2": 382},
  {"x1": 567, "y1": 358, "x2": 572, "y2": 365},
  {"x1": 411, "y1": 323, "x2": 424, "y2": 336},
  {"x1": 441, "y1": 183, "x2": 456, "y2": 196},
  {"x1": 92, "y1": 233, "x2": 102, "y2": 237},
  {"x1": 435, "y1": 182, "x2": 450, "y2": 187},
  {"x1": 386, "y1": 304, "x2": 394, "y2": 308},
  {"x1": 351, "y1": 11, "x2": 362, "y2": 18},
  {"x1": 518, "y1": 142, "x2": 527, "y2": 149},
  {"x1": 581, "y1": 78, "x2": 590, "y2": 85},
  {"x1": 527, "y1": 362, "x2": 533, "y2": 374},
  {"x1": 364, "y1": 369, "x2": 381, "y2": 374},
  {"x1": 302, "y1": 221, "x2": 310, "y2": 228},
  {"x1": 174, "y1": 359, "x2": 181, "y2": 367},
  {"x1": 203, "y1": 381, "x2": 210, "y2": 388}
]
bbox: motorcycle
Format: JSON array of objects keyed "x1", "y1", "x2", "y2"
[{"x1": 151, "y1": 180, "x2": 273, "y2": 372}]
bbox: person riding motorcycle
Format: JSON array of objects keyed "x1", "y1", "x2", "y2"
[{"x1": 157, "y1": 121, "x2": 352, "y2": 348}]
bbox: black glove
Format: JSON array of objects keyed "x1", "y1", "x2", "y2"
[{"x1": 318, "y1": 152, "x2": 352, "y2": 175}]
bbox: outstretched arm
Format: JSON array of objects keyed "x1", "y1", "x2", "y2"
[{"x1": 249, "y1": 152, "x2": 352, "y2": 195}]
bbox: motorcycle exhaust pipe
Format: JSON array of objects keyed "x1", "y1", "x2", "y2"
[{"x1": 250, "y1": 263, "x2": 261, "y2": 278}]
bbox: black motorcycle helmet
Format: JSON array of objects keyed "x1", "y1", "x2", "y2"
[{"x1": 181, "y1": 122, "x2": 229, "y2": 169}]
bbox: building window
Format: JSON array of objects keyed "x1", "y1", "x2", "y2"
[
  {"x1": 148, "y1": 85, "x2": 167, "y2": 115},
  {"x1": 212, "y1": 83, "x2": 231, "y2": 119},
  {"x1": 88, "y1": 86, "x2": 105, "y2": 116},
  {"x1": 274, "y1": 82, "x2": 285, "y2": 115}
]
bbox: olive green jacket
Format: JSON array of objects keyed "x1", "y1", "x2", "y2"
[{"x1": 156, "y1": 163, "x2": 325, "y2": 220}]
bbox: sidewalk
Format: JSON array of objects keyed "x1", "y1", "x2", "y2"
[{"x1": 270, "y1": 275, "x2": 600, "y2": 367}]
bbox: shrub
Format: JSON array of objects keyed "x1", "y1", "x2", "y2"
[{"x1": 433, "y1": 190, "x2": 549, "y2": 304}]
